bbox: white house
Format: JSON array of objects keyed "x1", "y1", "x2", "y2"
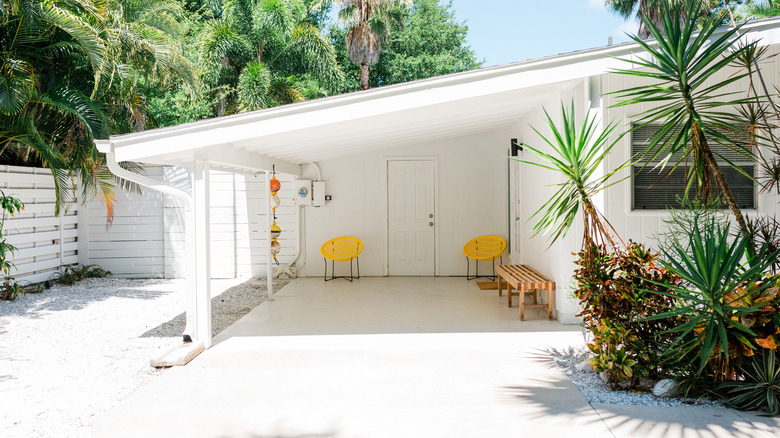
[{"x1": 6, "y1": 16, "x2": 780, "y2": 350}]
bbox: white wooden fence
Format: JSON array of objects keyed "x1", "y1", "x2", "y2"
[
  {"x1": 0, "y1": 165, "x2": 296, "y2": 283},
  {"x1": 0, "y1": 165, "x2": 78, "y2": 284}
]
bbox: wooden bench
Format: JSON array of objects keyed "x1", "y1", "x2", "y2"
[{"x1": 495, "y1": 265, "x2": 555, "y2": 320}]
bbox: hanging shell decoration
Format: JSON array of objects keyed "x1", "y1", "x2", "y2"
[
  {"x1": 270, "y1": 176, "x2": 281, "y2": 193},
  {"x1": 270, "y1": 173, "x2": 281, "y2": 264}
]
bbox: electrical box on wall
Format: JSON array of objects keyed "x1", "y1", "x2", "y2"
[
  {"x1": 293, "y1": 180, "x2": 312, "y2": 205},
  {"x1": 313, "y1": 181, "x2": 326, "y2": 206}
]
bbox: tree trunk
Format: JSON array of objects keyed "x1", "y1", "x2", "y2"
[
  {"x1": 217, "y1": 56, "x2": 230, "y2": 117},
  {"x1": 359, "y1": 64, "x2": 370, "y2": 90}
]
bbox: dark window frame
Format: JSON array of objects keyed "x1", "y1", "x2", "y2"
[{"x1": 630, "y1": 125, "x2": 756, "y2": 211}]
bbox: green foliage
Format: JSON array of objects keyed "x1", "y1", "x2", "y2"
[
  {"x1": 643, "y1": 220, "x2": 780, "y2": 378},
  {"x1": 0, "y1": 190, "x2": 24, "y2": 301},
  {"x1": 612, "y1": 0, "x2": 756, "y2": 236},
  {"x1": 720, "y1": 349, "x2": 780, "y2": 416},
  {"x1": 516, "y1": 101, "x2": 627, "y2": 251},
  {"x1": 330, "y1": 0, "x2": 481, "y2": 90},
  {"x1": 574, "y1": 242, "x2": 680, "y2": 388},
  {"x1": 655, "y1": 196, "x2": 731, "y2": 262},
  {"x1": 51, "y1": 264, "x2": 112, "y2": 286}
]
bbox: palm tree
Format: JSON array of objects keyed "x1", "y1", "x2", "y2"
[
  {"x1": 0, "y1": 0, "x2": 195, "y2": 219},
  {"x1": 605, "y1": 0, "x2": 699, "y2": 38},
  {"x1": 612, "y1": 0, "x2": 757, "y2": 239},
  {"x1": 326, "y1": 0, "x2": 410, "y2": 90},
  {"x1": 744, "y1": 0, "x2": 780, "y2": 18},
  {"x1": 200, "y1": 0, "x2": 343, "y2": 114}
]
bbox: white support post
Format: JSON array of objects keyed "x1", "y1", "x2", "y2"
[
  {"x1": 193, "y1": 160, "x2": 212, "y2": 348},
  {"x1": 265, "y1": 171, "x2": 274, "y2": 300}
]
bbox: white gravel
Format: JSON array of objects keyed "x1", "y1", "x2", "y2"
[
  {"x1": 548, "y1": 346, "x2": 724, "y2": 408},
  {"x1": 0, "y1": 276, "x2": 287, "y2": 438}
]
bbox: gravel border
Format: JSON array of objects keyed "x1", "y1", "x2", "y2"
[
  {"x1": 0, "y1": 277, "x2": 288, "y2": 438},
  {"x1": 548, "y1": 345, "x2": 724, "y2": 408}
]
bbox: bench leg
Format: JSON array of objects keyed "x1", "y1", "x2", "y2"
[
  {"x1": 547, "y1": 287, "x2": 553, "y2": 320},
  {"x1": 497, "y1": 275, "x2": 503, "y2": 297},
  {"x1": 507, "y1": 284, "x2": 513, "y2": 307},
  {"x1": 520, "y1": 298, "x2": 525, "y2": 321}
]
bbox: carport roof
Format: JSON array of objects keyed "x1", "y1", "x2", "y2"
[{"x1": 99, "y1": 17, "x2": 780, "y2": 175}]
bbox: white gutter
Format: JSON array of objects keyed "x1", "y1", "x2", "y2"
[{"x1": 96, "y1": 141, "x2": 203, "y2": 348}]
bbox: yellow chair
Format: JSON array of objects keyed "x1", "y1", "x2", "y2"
[
  {"x1": 463, "y1": 236, "x2": 507, "y2": 280},
  {"x1": 321, "y1": 236, "x2": 363, "y2": 282}
]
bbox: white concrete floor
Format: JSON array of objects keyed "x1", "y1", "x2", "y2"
[{"x1": 93, "y1": 277, "x2": 780, "y2": 438}]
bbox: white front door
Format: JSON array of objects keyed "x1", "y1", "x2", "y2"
[{"x1": 387, "y1": 160, "x2": 435, "y2": 275}]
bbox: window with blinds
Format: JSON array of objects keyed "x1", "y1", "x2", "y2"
[{"x1": 631, "y1": 125, "x2": 756, "y2": 210}]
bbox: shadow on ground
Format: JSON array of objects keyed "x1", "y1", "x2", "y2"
[
  {"x1": 140, "y1": 278, "x2": 289, "y2": 338},
  {"x1": 0, "y1": 279, "x2": 175, "y2": 319}
]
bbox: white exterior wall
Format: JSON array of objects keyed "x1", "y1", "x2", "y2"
[
  {"x1": 512, "y1": 83, "x2": 588, "y2": 324},
  {"x1": 299, "y1": 129, "x2": 510, "y2": 278},
  {"x1": 163, "y1": 167, "x2": 297, "y2": 279},
  {"x1": 601, "y1": 45, "x2": 780, "y2": 245}
]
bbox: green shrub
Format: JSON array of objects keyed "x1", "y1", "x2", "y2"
[
  {"x1": 720, "y1": 349, "x2": 780, "y2": 416},
  {"x1": 644, "y1": 221, "x2": 780, "y2": 382},
  {"x1": 51, "y1": 264, "x2": 112, "y2": 286},
  {"x1": 0, "y1": 190, "x2": 24, "y2": 301},
  {"x1": 574, "y1": 241, "x2": 680, "y2": 388}
]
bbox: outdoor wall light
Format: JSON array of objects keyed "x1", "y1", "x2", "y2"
[{"x1": 511, "y1": 138, "x2": 524, "y2": 157}]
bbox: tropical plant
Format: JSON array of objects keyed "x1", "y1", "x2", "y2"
[
  {"x1": 720, "y1": 349, "x2": 780, "y2": 416},
  {"x1": 516, "y1": 101, "x2": 628, "y2": 257},
  {"x1": 321, "y1": 0, "x2": 410, "y2": 90},
  {"x1": 0, "y1": 191, "x2": 23, "y2": 300},
  {"x1": 612, "y1": 0, "x2": 757, "y2": 239},
  {"x1": 744, "y1": 0, "x2": 780, "y2": 18},
  {"x1": 0, "y1": 0, "x2": 193, "y2": 218},
  {"x1": 574, "y1": 242, "x2": 680, "y2": 388},
  {"x1": 642, "y1": 220, "x2": 780, "y2": 380},
  {"x1": 606, "y1": 0, "x2": 687, "y2": 38},
  {"x1": 329, "y1": 0, "x2": 481, "y2": 90},
  {"x1": 50, "y1": 264, "x2": 112, "y2": 286},
  {"x1": 200, "y1": 0, "x2": 343, "y2": 115}
]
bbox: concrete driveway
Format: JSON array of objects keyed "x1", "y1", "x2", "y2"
[{"x1": 93, "y1": 277, "x2": 780, "y2": 438}]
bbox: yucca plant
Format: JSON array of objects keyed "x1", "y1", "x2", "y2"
[
  {"x1": 720, "y1": 349, "x2": 780, "y2": 416},
  {"x1": 516, "y1": 101, "x2": 628, "y2": 260},
  {"x1": 612, "y1": 0, "x2": 758, "y2": 239},
  {"x1": 642, "y1": 220, "x2": 780, "y2": 378}
]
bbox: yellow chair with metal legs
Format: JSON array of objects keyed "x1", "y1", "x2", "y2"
[
  {"x1": 321, "y1": 237, "x2": 363, "y2": 281},
  {"x1": 463, "y1": 235, "x2": 506, "y2": 280}
]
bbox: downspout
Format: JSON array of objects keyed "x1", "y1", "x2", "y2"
[
  {"x1": 95, "y1": 140, "x2": 199, "y2": 345},
  {"x1": 277, "y1": 162, "x2": 319, "y2": 278}
]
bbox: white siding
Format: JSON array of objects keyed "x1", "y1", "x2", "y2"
[
  {"x1": 601, "y1": 44, "x2": 780, "y2": 245},
  {"x1": 299, "y1": 129, "x2": 510, "y2": 278},
  {"x1": 163, "y1": 168, "x2": 297, "y2": 279},
  {"x1": 84, "y1": 167, "x2": 165, "y2": 278},
  {"x1": 0, "y1": 165, "x2": 79, "y2": 284}
]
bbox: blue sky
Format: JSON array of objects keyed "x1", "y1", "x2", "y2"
[{"x1": 448, "y1": 0, "x2": 640, "y2": 66}]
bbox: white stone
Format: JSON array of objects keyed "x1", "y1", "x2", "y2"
[
  {"x1": 599, "y1": 372, "x2": 609, "y2": 383},
  {"x1": 653, "y1": 378, "x2": 677, "y2": 397},
  {"x1": 576, "y1": 360, "x2": 595, "y2": 373}
]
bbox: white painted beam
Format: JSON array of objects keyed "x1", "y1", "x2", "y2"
[
  {"x1": 193, "y1": 160, "x2": 212, "y2": 348},
  {"x1": 201, "y1": 146, "x2": 300, "y2": 176}
]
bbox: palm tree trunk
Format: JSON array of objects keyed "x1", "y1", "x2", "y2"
[
  {"x1": 359, "y1": 64, "x2": 370, "y2": 90},
  {"x1": 217, "y1": 56, "x2": 230, "y2": 117}
]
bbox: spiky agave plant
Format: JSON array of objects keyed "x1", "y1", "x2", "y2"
[{"x1": 720, "y1": 349, "x2": 780, "y2": 416}]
